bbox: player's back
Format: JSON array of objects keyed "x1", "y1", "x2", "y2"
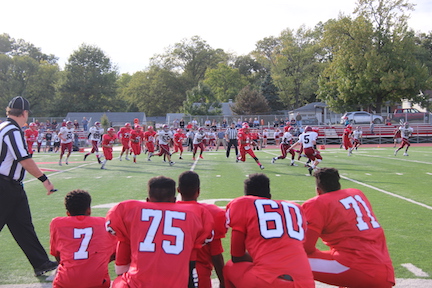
[
  {"x1": 106, "y1": 200, "x2": 209, "y2": 287},
  {"x1": 226, "y1": 196, "x2": 314, "y2": 286},
  {"x1": 50, "y1": 216, "x2": 116, "y2": 288}
]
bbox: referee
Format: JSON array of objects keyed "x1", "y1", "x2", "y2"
[
  {"x1": 0, "y1": 96, "x2": 58, "y2": 276},
  {"x1": 225, "y1": 122, "x2": 238, "y2": 158}
]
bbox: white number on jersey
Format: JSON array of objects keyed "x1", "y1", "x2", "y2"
[
  {"x1": 339, "y1": 195, "x2": 380, "y2": 231},
  {"x1": 255, "y1": 199, "x2": 304, "y2": 241},
  {"x1": 139, "y1": 209, "x2": 185, "y2": 255},
  {"x1": 73, "y1": 227, "x2": 93, "y2": 260}
]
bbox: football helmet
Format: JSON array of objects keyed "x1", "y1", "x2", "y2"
[
  {"x1": 148, "y1": 126, "x2": 153, "y2": 131},
  {"x1": 242, "y1": 122, "x2": 249, "y2": 129},
  {"x1": 163, "y1": 124, "x2": 169, "y2": 131},
  {"x1": 177, "y1": 128, "x2": 183, "y2": 133},
  {"x1": 125, "y1": 123, "x2": 131, "y2": 127},
  {"x1": 304, "y1": 126, "x2": 312, "y2": 132},
  {"x1": 107, "y1": 127, "x2": 116, "y2": 134},
  {"x1": 29, "y1": 122, "x2": 37, "y2": 129},
  {"x1": 135, "y1": 125, "x2": 142, "y2": 130},
  {"x1": 66, "y1": 121, "x2": 73, "y2": 128},
  {"x1": 95, "y1": 121, "x2": 101, "y2": 127}
]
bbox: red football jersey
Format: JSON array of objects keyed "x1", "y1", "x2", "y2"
[
  {"x1": 106, "y1": 200, "x2": 213, "y2": 288},
  {"x1": 118, "y1": 127, "x2": 132, "y2": 142},
  {"x1": 50, "y1": 216, "x2": 117, "y2": 288},
  {"x1": 25, "y1": 129, "x2": 38, "y2": 142},
  {"x1": 102, "y1": 133, "x2": 117, "y2": 147},
  {"x1": 226, "y1": 196, "x2": 314, "y2": 287},
  {"x1": 302, "y1": 188, "x2": 395, "y2": 281},
  {"x1": 130, "y1": 130, "x2": 144, "y2": 144},
  {"x1": 174, "y1": 132, "x2": 186, "y2": 145},
  {"x1": 143, "y1": 130, "x2": 156, "y2": 142},
  {"x1": 237, "y1": 130, "x2": 252, "y2": 149}
]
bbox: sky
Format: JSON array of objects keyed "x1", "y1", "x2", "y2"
[{"x1": 2, "y1": 0, "x2": 431, "y2": 74}]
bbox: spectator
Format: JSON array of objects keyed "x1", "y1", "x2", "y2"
[
  {"x1": 296, "y1": 113, "x2": 303, "y2": 127},
  {"x1": 73, "y1": 119, "x2": 79, "y2": 130},
  {"x1": 81, "y1": 117, "x2": 89, "y2": 131}
]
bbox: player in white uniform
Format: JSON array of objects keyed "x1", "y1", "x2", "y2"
[
  {"x1": 291, "y1": 126, "x2": 322, "y2": 175},
  {"x1": 84, "y1": 122, "x2": 104, "y2": 163},
  {"x1": 394, "y1": 122, "x2": 414, "y2": 156},
  {"x1": 156, "y1": 125, "x2": 174, "y2": 165},
  {"x1": 271, "y1": 126, "x2": 297, "y2": 166},
  {"x1": 58, "y1": 121, "x2": 75, "y2": 166},
  {"x1": 352, "y1": 126, "x2": 363, "y2": 150},
  {"x1": 192, "y1": 127, "x2": 206, "y2": 160}
]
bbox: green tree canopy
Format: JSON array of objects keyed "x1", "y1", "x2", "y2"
[
  {"x1": 230, "y1": 86, "x2": 270, "y2": 115},
  {"x1": 182, "y1": 82, "x2": 221, "y2": 115}
]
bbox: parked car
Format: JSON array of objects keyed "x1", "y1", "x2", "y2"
[
  {"x1": 392, "y1": 108, "x2": 429, "y2": 122},
  {"x1": 340, "y1": 111, "x2": 383, "y2": 125}
]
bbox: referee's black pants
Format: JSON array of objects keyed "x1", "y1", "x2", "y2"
[
  {"x1": 0, "y1": 178, "x2": 50, "y2": 268},
  {"x1": 226, "y1": 139, "x2": 238, "y2": 158}
]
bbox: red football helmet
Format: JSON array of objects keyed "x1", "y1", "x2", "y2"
[
  {"x1": 135, "y1": 125, "x2": 142, "y2": 130},
  {"x1": 242, "y1": 122, "x2": 249, "y2": 129},
  {"x1": 305, "y1": 126, "x2": 313, "y2": 132},
  {"x1": 177, "y1": 128, "x2": 183, "y2": 133},
  {"x1": 107, "y1": 127, "x2": 116, "y2": 134},
  {"x1": 125, "y1": 123, "x2": 131, "y2": 127},
  {"x1": 148, "y1": 126, "x2": 153, "y2": 131}
]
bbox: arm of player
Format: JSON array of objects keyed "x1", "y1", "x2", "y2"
[
  {"x1": 20, "y1": 158, "x2": 56, "y2": 195},
  {"x1": 211, "y1": 252, "x2": 225, "y2": 288},
  {"x1": 303, "y1": 228, "x2": 321, "y2": 255},
  {"x1": 230, "y1": 230, "x2": 252, "y2": 263}
]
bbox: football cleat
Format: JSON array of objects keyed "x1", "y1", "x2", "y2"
[
  {"x1": 65, "y1": 159, "x2": 68, "y2": 165},
  {"x1": 271, "y1": 158, "x2": 276, "y2": 164},
  {"x1": 192, "y1": 157, "x2": 196, "y2": 161},
  {"x1": 199, "y1": 155, "x2": 204, "y2": 159},
  {"x1": 83, "y1": 154, "x2": 88, "y2": 161},
  {"x1": 290, "y1": 162, "x2": 298, "y2": 166},
  {"x1": 169, "y1": 161, "x2": 175, "y2": 166},
  {"x1": 308, "y1": 167, "x2": 314, "y2": 175},
  {"x1": 403, "y1": 153, "x2": 408, "y2": 156},
  {"x1": 34, "y1": 261, "x2": 58, "y2": 277},
  {"x1": 394, "y1": 150, "x2": 398, "y2": 156},
  {"x1": 125, "y1": 156, "x2": 130, "y2": 161},
  {"x1": 97, "y1": 157, "x2": 102, "y2": 164},
  {"x1": 58, "y1": 161, "x2": 62, "y2": 166},
  {"x1": 260, "y1": 165, "x2": 265, "y2": 170}
]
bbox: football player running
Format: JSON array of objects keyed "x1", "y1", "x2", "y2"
[
  {"x1": 84, "y1": 122, "x2": 104, "y2": 164},
  {"x1": 192, "y1": 127, "x2": 206, "y2": 160},
  {"x1": 291, "y1": 126, "x2": 322, "y2": 175},
  {"x1": 271, "y1": 126, "x2": 297, "y2": 166},
  {"x1": 58, "y1": 121, "x2": 75, "y2": 166},
  {"x1": 156, "y1": 125, "x2": 175, "y2": 166},
  {"x1": 117, "y1": 123, "x2": 132, "y2": 161},
  {"x1": 394, "y1": 122, "x2": 414, "y2": 156},
  {"x1": 101, "y1": 128, "x2": 117, "y2": 169},
  {"x1": 237, "y1": 123, "x2": 264, "y2": 170}
]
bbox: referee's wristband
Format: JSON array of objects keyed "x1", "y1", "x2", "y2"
[{"x1": 38, "y1": 174, "x2": 48, "y2": 182}]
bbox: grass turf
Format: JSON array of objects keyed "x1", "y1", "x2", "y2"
[{"x1": 0, "y1": 146, "x2": 431, "y2": 284}]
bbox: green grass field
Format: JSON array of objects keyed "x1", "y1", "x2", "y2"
[{"x1": 1, "y1": 145, "x2": 431, "y2": 285}]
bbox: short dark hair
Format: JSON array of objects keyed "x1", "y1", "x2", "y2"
[
  {"x1": 6, "y1": 107, "x2": 25, "y2": 117},
  {"x1": 65, "y1": 189, "x2": 91, "y2": 216},
  {"x1": 178, "y1": 171, "x2": 200, "y2": 199},
  {"x1": 244, "y1": 173, "x2": 271, "y2": 198},
  {"x1": 148, "y1": 176, "x2": 176, "y2": 202},
  {"x1": 313, "y1": 167, "x2": 341, "y2": 193}
]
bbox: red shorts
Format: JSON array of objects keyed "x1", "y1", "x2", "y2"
[
  {"x1": 304, "y1": 147, "x2": 322, "y2": 161},
  {"x1": 158, "y1": 144, "x2": 171, "y2": 156},
  {"x1": 308, "y1": 250, "x2": 394, "y2": 288},
  {"x1": 400, "y1": 137, "x2": 410, "y2": 148},
  {"x1": 26, "y1": 141, "x2": 35, "y2": 154},
  {"x1": 103, "y1": 147, "x2": 113, "y2": 160},
  {"x1": 121, "y1": 140, "x2": 130, "y2": 149},
  {"x1": 146, "y1": 141, "x2": 155, "y2": 153},
  {"x1": 238, "y1": 147, "x2": 256, "y2": 161},
  {"x1": 130, "y1": 143, "x2": 141, "y2": 155},
  {"x1": 174, "y1": 143, "x2": 183, "y2": 153},
  {"x1": 90, "y1": 140, "x2": 99, "y2": 153},
  {"x1": 60, "y1": 142, "x2": 73, "y2": 154},
  {"x1": 224, "y1": 260, "x2": 294, "y2": 288}
]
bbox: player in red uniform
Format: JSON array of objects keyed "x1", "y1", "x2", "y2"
[
  {"x1": 117, "y1": 123, "x2": 132, "y2": 161},
  {"x1": 224, "y1": 173, "x2": 315, "y2": 288},
  {"x1": 50, "y1": 190, "x2": 116, "y2": 288},
  {"x1": 129, "y1": 125, "x2": 145, "y2": 163},
  {"x1": 106, "y1": 176, "x2": 213, "y2": 288},
  {"x1": 173, "y1": 128, "x2": 186, "y2": 159},
  {"x1": 177, "y1": 171, "x2": 227, "y2": 288},
  {"x1": 237, "y1": 123, "x2": 264, "y2": 170},
  {"x1": 302, "y1": 168, "x2": 395, "y2": 288},
  {"x1": 143, "y1": 126, "x2": 157, "y2": 161},
  {"x1": 342, "y1": 124, "x2": 353, "y2": 155},
  {"x1": 271, "y1": 126, "x2": 297, "y2": 166},
  {"x1": 100, "y1": 128, "x2": 117, "y2": 169},
  {"x1": 24, "y1": 122, "x2": 38, "y2": 154}
]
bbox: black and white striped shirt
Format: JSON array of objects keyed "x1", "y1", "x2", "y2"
[
  {"x1": 0, "y1": 119, "x2": 31, "y2": 182},
  {"x1": 225, "y1": 127, "x2": 238, "y2": 140}
]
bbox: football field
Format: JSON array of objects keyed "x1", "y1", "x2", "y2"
[{"x1": 1, "y1": 144, "x2": 431, "y2": 287}]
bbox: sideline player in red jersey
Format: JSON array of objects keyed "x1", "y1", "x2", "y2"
[
  {"x1": 117, "y1": 123, "x2": 132, "y2": 161},
  {"x1": 303, "y1": 168, "x2": 395, "y2": 288},
  {"x1": 271, "y1": 126, "x2": 297, "y2": 166},
  {"x1": 342, "y1": 124, "x2": 353, "y2": 156},
  {"x1": 177, "y1": 171, "x2": 227, "y2": 288},
  {"x1": 237, "y1": 123, "x2": 264, "y2": 170},
  {"x1": 50, "y1": 190, "x2": 116, "y2": 288},
  {"x1": 100, "y1": 128, "x2": 117, "y2": 170},
  {"x1": 156, "y1": 125, "x2": 175, "y2": 166},
  {"x1": 84, "y1": 122, "x2": 104, "y2": 163},
  {"x1": 394, "y1": 122, "x2": 414, "y2": 156},
  {"x1": 291, "y1": 126, "x2": 322, "y2": 175},
  {"x1": 129, "y1": 125, "x2": 145, "y2": 163},
  {"x1": 173, "y1": 128, "x2": 186, "y2": 159},
  {"x1": 143, "y1": 126, "x2": 157, "y2": 161},
  {"x1": 224, "y1": 173, "x2": 315, "y2": 288},
  {"x1": 58, "y1": 121, "x2": 74, "y2": 166},
  {"x1": 24, "y1": 122, "x2": 38, "y2": 154},
  {"x1": 192, "y1": 127, "x2": 206, "y2": 160},
  {"x1": 106, "y1": 176, "x2": 213, "y2": 288}
]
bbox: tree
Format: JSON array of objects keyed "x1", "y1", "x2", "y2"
[
  {"x1": 203, "y1": 63, "x2": 249, "y2": 102},
  {"x1": 318, "y1": 0, "x2": 430, "y2": 113},
  {"x1": 55, "y1": 44, "x2": 119, "y2": 115},
  {"x1": 151, "y1": 36, "x2": 228, "y2": 91},
  {"x1": 260, "y1": 74, "x2": 282, "y2": 111},
  {"x1": 232, "y1": 54, "x2": 268, "y2": 88},
  {"x1": 230, "y1": 86, "x2": 270, "y2": 115},
  {"x1": 181, "y1": 82, "x2": 221, "y2": 115},
  {"x1": 121, "y1": 66, "x2": 185, "y2": 116}
]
